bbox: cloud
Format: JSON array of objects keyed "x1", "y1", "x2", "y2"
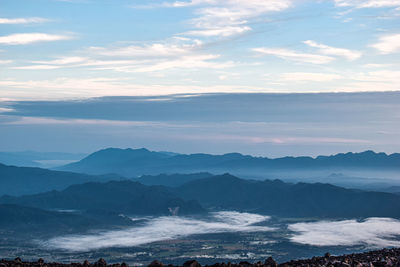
[
  {"x1": 253, "y1": 48, "x2": 335, "y2": 64},
  {"x1": 335, "y1": 70, "x2": 400, "y2": 92},
  {"x1": 177, "y1": 133, "x2": 369, "y2": 145},
  {"x1": 353, "y1": 70, "x2": 400, "y2": 82},
  {"x1": 363, "y1": 63, "x2": 393, "y2": 68},
  {"x1": 303, "y1": 40, "x2": 362, "y2": 61},
  {"x1": 289, "y1": 217, "x2": 400, "y2": 247},
  {"x1": 0, "y1": 107, "x2": 14, "y2": 113},
  {"x1": 0, "y1": 78, "x2": 266, "y2": 100},
  {"x1": 44, "y1": 211, "x2": 273, "y2": 252},
  {"x1": 4, "y1": 116, "x2": 187, "y2": 128},
  {"x1": 0, "y1": 60, "x2": 12, "y2": 64},
  {"x1": 163, "y1": 0, "x2": 292, "y2": 37},
  {"x1": 371, "y1": 34, "x2": 400, "y2": 54},
  {"x1": 88, "y1": 41, "x2": 202, "y2": 57},
  {"x1": 13, "y1": 65, "x2": 62, "y2": 70},
  {"x1": 13, "y1": 57, "x2": 90, "y2": 70},
  {"x1": 0, "y1": 33, "x2": 74, "y2": 45},
  {"x1": 14, "y1": 39, "x2": 234, "y2": 73},
  {"x1": 185, "y1": 26, "x2": 251, "y2": 37},
  {"x1": 33, "y1": 56, "x2": 88, "y2": 65},
  {"x1": 280, "y1": 72, "x2": 343, "y2": 82},
  {"x1": 334, "y1": 0, "x2": 400, "y2": 8},
  {"x1": 0, "y1": 17, "x2": 49, "y2": 24}
]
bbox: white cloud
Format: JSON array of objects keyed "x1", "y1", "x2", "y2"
[
  {"x1": 0, "y1": 78, "x2": 267, "y2": 100},
  {"x1": 353, "y1": 70, "x2": 400, "y2": 82},
  {"x1": 303, "y1": 40, "x2": 362, "y2": 61},
  {"x1": 281, "y1": 72, "x2": 343, "y2": 82},
  {"x1": 363, "y1": 63, "x2": 393, "y2": 68},
  {"x1": 253, "y1": 48, "x2": 335, "y2": 64},
  {"x1": 13, "y1": 65, "x2": 61, "y2": 70},
  {"x1": 371, "y1": 34, "x2": 400, "y2": 54},
  {"x1": 0, "y1": 33, "x2": 73, "y2": 45},
  {"x1": 113, "y1": 55, "x2": 234, "y2": 73},
  {"x1": 185, "y1": 26, "x2": 251, "y2": 37},
  {"x1": 44, "y1": 211, "x2": 273, "y2": 252},
  {"x1": 33, "y1": 56, "x2": 88, "y2": 65},
  {"x1": 13, "y1": 57, "x2": 90, "y2": 70},
  {"x1": 0, "y1": 107, "x2": 14, "y2": 113},
  {"x1": 89, "y1": 41, "x2": 202, "y2": 57},
  {"x1": 0, "y1": 60, "x2": 12, "y2": 64},
  {"x1": 0, "y1": 17, "x2": 49, "y2": 24},
  {"x1": 337, "y1": 70, "x2": 400, "y2": 92},
  {"x1": 289, "y1": 217, "x2": 400, "y2": 247},
  {"x1": 13, "y1": 39, "x2": 234, "y2": 73},
  {"x1": 166, "y1": 0, "x2": 292, "y2": 37},
  {"x1": 334, "y1": 0, "x2": 400, "y2": 8}
]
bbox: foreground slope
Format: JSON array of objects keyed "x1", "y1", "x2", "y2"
[{"x1": 1, "y1": 247, "x2": 400, "y2": 266}]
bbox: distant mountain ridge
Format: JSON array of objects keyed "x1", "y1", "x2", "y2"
[
  {"x1": 135, "y1": 172, "x2": 213, "y2": 187},
  {"x1": 57, "y1": 148, "x2": 400, "y2": 178},
  {"x1": 0, "y1": 180, "x2": 205, "y2": 216},
  {"x1": 173, "y1": 173, "x2": 400, "y2": 218},
  {"x1": 0, "y1": 151, "x2": 85, "y2": 168},
  {"x1": 2, "y1": 172, "x2": 400, "y2": 219},
  {"x1": 0, "y1": 204, "x2": 96, "y2": 234},
  {"x1": 0, "y1": 163, "x2": 123, "y2": 196}
]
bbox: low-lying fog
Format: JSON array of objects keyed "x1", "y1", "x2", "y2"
[
  {"x1": 45, "y1": 212, "x2": 274, "y2": 251},
  {"x1": 44, "y1": 212, "x2": 400, "y2": 253}
]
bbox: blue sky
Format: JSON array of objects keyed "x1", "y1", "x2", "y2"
[
  {"x1": 0, "y1": 1, "x2": 400, "y2": 155},
  {"x1": 0, "y1": 0, "x2": 400, "y2": 100}
]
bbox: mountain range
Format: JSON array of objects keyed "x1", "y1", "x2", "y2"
[
  {"x1": 57, "y1": 148, "x2": 400, "y2": 180},
  {"x1": 0, "y1": 151, "x2": 85, "y2": 168},
  {"x1": 2, "y1": 171, "x2": 400, "y2": 219},
  {"x1": 174, "y1": 174, "x2": 400, "y2": 218},
  {"x1": 0, "y1": 204, "x2": 95, "y2": 235},
  {"x1": 0, "y1": 163, "x2": 123, "y2": 196},
  {"x1": 0, "y1": 179, "x2": 204, "y2": 216}
]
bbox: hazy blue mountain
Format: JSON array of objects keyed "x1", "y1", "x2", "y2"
[
  {"x1": 174, "y1": 174, "x2": 400, "y2": 218},
  {"x1": 135, "y1": 172, "x2": 213, "y2": 187},
  {"x1": 0, "y1": 203, "x2": 134, "y2": 236},
  {"x1": 0, "y1": 180, "x2": 205, "y2": 216},
  {"x1": 58, "y1": 148, "x2": 400, "y2": 180},
  {"x1": 379, "y1": 186, "x2": 400, "y2": 194},
  {"x1": 0, "y1": 151, "x2": 86, "y2": 168},
  {"x1": 0, "y1": 204, "x2": 95, "y2": 234},
  {"x1": 0, "y1": 163, "x2": 123, "y2": 196}
]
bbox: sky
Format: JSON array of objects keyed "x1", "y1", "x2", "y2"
[
  {"x1": 0, "y1": 0, "x2": 400, "y2": 99},
  {"x1": 0, "y1": 0, "x2": 399, "y2": 156}
]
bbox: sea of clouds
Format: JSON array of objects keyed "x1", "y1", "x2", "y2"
[
  {"x1": 44, "y1": 212, "x2": 400, "y2": 252},
  {"x1": 289, "y1": 217, "x2": 400, "y2": 248},
  {"x1": 45, "y1": 211, "x2": 273, "y2": 252}
]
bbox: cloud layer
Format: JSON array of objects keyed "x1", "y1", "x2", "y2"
[
  {"x1": 289, "y1": 217, "x2": 400, "y2": 247},
  {"x1": 45, "y1": 211, "x2": 273, "y2": 252}
]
